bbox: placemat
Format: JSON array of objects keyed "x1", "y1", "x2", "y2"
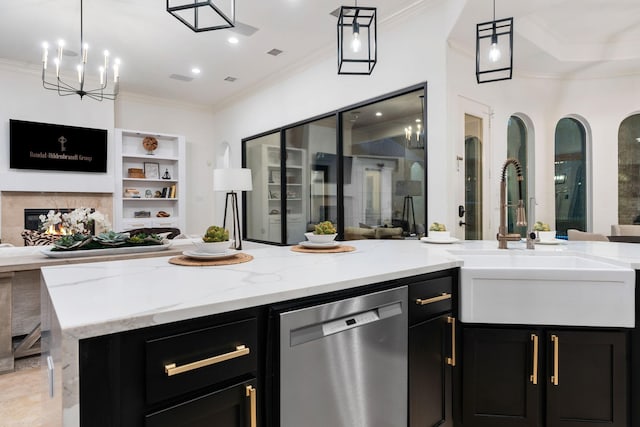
[
  {"x1": 290, "y1": 245, "x2": 356, "y2": 254},
  {"x1": 168, "y1": 253, "x2": 253, "y2": 266}
]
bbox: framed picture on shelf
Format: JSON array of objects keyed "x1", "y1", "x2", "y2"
[
  {"x1": 270, "y1": 170, "x2": 281, "y2": 184},
  {"x1": 144, "y1": 162, "x2": 160, "y2": 179}
]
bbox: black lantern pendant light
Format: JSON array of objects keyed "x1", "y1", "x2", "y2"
[
  {"x1": 337, "y1": 1, "x2": 377, "y2": 75},
  {"x1": 167, "y1": 0, "x2": 235, "y2": 32},
  {"x1": 475, "y1": 0, "x2": 513, "y2": 83}
]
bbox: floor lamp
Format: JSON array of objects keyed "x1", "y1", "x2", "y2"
[
  {"x1": 213, "y1": 168, "x2": 253, "y2": 250},
  {"x1": 397, "y1": 180, "x2": 422, "y2": 235}
]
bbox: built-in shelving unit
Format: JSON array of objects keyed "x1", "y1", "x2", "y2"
[
  {"x1": 114, "y1": 128, "x2": 186, "y2": 233},
  {"x1": 246, "y1": 144, "x2": 306, "y2": 243}
]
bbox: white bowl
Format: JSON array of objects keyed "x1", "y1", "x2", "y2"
[
  {"x1": 428, "y1": 231, "x2": 450, "y2": 240},
  {"x1": 304, "y1": 232, "x2": 337, "y2": 243},
  {"x1": 537, "y1": 231, "x2": 556, "y2": 241},
  {"x1": 193, "y1": 239, "x2": 233, "y2": 254}
]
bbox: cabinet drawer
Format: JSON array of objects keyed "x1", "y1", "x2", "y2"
[
  {"x1": 145, "y1": 379, "x2": 256, "y2": 427},
  {"x1": 409, "y1": 276, "x2": 453, "y2": 325},
  {"x1": 145, "y1": 317, "x2": 257, "y2": 404}
]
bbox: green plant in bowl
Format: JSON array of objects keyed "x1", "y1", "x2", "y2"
[
  {"x1": 429, "y1": 222, "x2": 447, "y2": 232},
  {"x1": 533, "y1": 221, "x2": 550, "y2": 231},
  {"x1": 203, "y1": 225, "x2": 229, "y2": 242},
  {"x1": 313, "y1": 221, "x2": 337, "y2": 235}
]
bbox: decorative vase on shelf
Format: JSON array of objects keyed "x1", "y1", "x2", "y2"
[
  {"x1": 162, "y1": 168, "x2": 171, "y2": 179},
  {"x1": 142, "y1": 136, "x2": 158, "y2": 155}
]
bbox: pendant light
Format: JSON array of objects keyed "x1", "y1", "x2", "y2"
[
  {"x1": 337, "y1": 1, "x2": 377, "y2": 75},
  {"x1": 475, "y1": 0, "x2": 513, "y2": 83},
  {"x1": 167, "y1": 0, "x2": 235, "y2": 32}
]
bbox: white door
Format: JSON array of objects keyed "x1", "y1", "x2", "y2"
[{"x1": 457, "y1": 97, "x2": 492, "y2": 240}]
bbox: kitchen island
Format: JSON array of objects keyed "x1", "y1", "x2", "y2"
[{"x1": 40, "y1": 239, "x2": 639, "y2": 426}]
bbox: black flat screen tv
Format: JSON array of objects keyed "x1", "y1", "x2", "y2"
[{"x1": 9, "y1": 119, "x2": 108, "y2": 173}]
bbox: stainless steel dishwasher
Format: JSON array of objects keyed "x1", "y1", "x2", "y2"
[{"x1": 279, "y1": 286, "x2": 408, "y2": 427}]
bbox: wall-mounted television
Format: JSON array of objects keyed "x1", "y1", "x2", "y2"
[{"x1": 9, "y1": 119, "x2": 107, "y2": 173}]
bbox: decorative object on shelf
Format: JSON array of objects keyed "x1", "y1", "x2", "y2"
[
  {"x1": 134, "y1": 210, "x2": 151, "y2": 218},
  {"x1": 154, "y1": 190, "x2": 162, "y2": 198},
  {"x1": 156, "y1": 211, "x2": 171, "y2": 218},
  {"x1": 475, "y1": 0, "x2": 513, "y2": 83},
  {"x1": 125, "y1": 188, "x2": 141, "y2": 198},
  {"x1": 213, "y1": 167, "x2": 253, "y2": 250},
  {"x1": 142, "y1": 136, "x2": 158, "y2": 154},
  {"x1": 40, "y1": 0, "x2": 120, "y2": 100},
  {"x1": 128, "y1": 168, "x2": 145, "y2": 178},
  {"x1": 337, "y1": 1, "x2": 377, "y2": 75},
  {"x1": 162, "y1": 168, "x2": 172, "y2": 179},
  {"x1": 39, "y1": 207, "x2": 110, "y2": 235},
  {"x1": 144, "y1": 162, "x2": 160, "y2": 179},
  {"x1": 144, "y1": 189, "x2": 153, "y2": 198},
  {"x1": 270, "y1": 170, "x2": 281, "y2": 183},
  {"x1": 167, "y1": 0, "x2": 235, "y2": 32}
]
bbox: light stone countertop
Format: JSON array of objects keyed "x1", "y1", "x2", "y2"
[{"x1": 39, "y1": 237, "x2": 640, "y2": 426}]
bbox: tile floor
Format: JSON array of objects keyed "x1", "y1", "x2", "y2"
[{"x1": 0, "y1": 356, "x2": 44, "y2": 427}]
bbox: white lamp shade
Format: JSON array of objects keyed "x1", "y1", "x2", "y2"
[{"x1": 213, "y1": 168, "x2": 253, "y2": 192}]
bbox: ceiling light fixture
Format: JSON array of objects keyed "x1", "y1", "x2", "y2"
[
  {"x1": 337, "y1": 1, "x2": 377, "y2": 75},
  {"x1": 475, "y1": 0, "x2": 513, "y2": 84},
  {"x1": 167, "y1": 0, "x2": 235, "y2": 32},
  {"x1": 228, "y1": 36, "x2": 239, "y2": 44},
  {"x1": 191, "y1": 67, "x2": 201, "y2": 74},
  {"x1": 41, "y1": 0, "x2": 120, "y2": 101},
  {"x1": 375, "y1": 112, "x2": 382, "y2": 117}
]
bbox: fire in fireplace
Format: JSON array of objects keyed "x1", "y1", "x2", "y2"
[{"x1": 24, "y1": 208, "x2": 73, "y2": 233}]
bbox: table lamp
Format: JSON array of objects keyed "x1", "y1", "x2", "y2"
[{"x1": 213, "y1": 168, "x2": 253, "y2": 250}]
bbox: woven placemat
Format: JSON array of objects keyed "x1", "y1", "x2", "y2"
[
  {"x1": 290, "y1": 245, "x2": 356, "y2": 254},
  {"x1": 168, "y1": 253, "x2": 253, "y2": 266}
]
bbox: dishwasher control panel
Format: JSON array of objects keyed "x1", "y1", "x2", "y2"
[{"x1": 322, "y1": 309, "x2": 380, "y2": 336}]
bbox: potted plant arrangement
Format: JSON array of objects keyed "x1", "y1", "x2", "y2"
[
  {"x1": 533, "y1": 221, "x2": 556, "y2": 241},
  {"x1": 428, "y1": 222, "x2": 450, "y2": 240},
  {"x1": 193, "y1": 225, "x2": 233, "y2": 254},
  {"x1": 305, "y1": 221, "x2": 337, "y2": 243}
]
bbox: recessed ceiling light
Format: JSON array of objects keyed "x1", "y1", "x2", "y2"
[
  {"x1": 191, "y1": 68, "x2": 201, "y2": 74},
  {"x1": 228, "y1": 36, "x2": 239, "y2": 44},
  {"x1": 415, "y1": 118, "x2": 421, "y2": 123},
  {"x1": 375, "y1": 112, "x2": 382, "y2": 117}
]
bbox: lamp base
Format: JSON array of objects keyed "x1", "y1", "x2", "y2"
[{"x1": 222, "y1": 191, "x2": 242, "y2": 250}]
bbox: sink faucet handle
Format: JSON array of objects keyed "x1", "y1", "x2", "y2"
[{"x1": 526, "y1": 231, "x2": 536, "y2": 249}]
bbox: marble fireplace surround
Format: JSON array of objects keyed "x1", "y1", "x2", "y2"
[{"x1": 1, "y1": 192, "x2": 113, "y2": 246}]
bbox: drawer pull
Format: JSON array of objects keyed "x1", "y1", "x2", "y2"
[
  {"x1": 446, "y1": 316, "x2": 456, "y2": 367},
  {"x1": 530, "y1": 333, "x2": 539, "y2": 385},
  {"x1": 246, "y1": 385, "x2": 257, "y2": 427},
  {"x1": 164, "y1": 345, "x2": 250, "y2": 377},
  {"x1": 416, "y1": 292, "x2": 451, "y2": 305},
  {"x1": 551, "y1": 334, "x2": 559, "y2": 386}
]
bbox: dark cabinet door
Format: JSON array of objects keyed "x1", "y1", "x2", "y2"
[
  {"x1": 461, "y1": 328, "x2": 540, "y2": 427},
  {"x1": 546, "y1": 330, "x2": 627, "y2": 427},
  {"x1": 145, "y1": 379, "x2": 257, "y2": 427},
  {"x1": 409, "y1": 314, "x2": 452, "y2": 427}
]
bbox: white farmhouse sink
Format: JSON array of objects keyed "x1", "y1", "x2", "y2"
[{"x1": 450, "y1": 250, "x2": 635, "y2": 327}]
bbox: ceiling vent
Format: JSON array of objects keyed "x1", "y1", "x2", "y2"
[
  {"x1": 169, "y1": 74, "x2": 194, "y2": 82},
  {"x1": 267, "y1": 48, "x2": 283, "y2": 56},
  {"x1": 224, "y1": 76, "x2": 237, "y2": 82}
]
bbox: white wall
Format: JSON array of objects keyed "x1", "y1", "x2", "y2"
[
  {"x1": 0, "y1": 65, "x2": 115, "y2": 193},
  {"x1": 209, "y1": 0, "x2": 454, "y2": 226},
  {"x1": 446, "y1": 46, "x2": 640, "y2": 236},
  {"x1": 114, "y1": 94, "x2": 216, "y2": 236}
]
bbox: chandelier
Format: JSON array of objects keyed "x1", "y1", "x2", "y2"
[{"x1": 41, "y1": 0, "x2": 120, "y2": 101}]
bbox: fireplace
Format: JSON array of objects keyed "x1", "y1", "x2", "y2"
[
  {"x1": 0, "y1": 191, "x2": 113, "y2": 246},
  {"x1": 24, "y1": 208, "x2": 73, "y2": 231}
]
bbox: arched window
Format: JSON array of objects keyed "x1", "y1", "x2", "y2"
[
  {"x1": 618, "y1": 113, "x2": 640, "y2": 224},
  {"x1": 507, "y1": 115, "x2": 528, "y2": 235},
  {"x1": 554, "y1": 118, "x2": 587, "y2": 236}
]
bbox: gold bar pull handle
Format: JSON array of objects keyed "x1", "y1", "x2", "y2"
[
  {"x1": 165, "y1": 345, "x2": 250, "y2": 377},
  {"x1": 416, "y1": 293, "x2": 452, "y2": 305},
  {"x1": 530, "y1": 333, "x2": 539, "y2": 385},
  {"x1": 446, "y1": 316, "x2": 456, "y2": 366},
  {"x1": 551, "y1": 334, "x2": 559, "y2": 386},
  {"x1": 246, "y1": 385, "x2": 257, "y2": 427}
]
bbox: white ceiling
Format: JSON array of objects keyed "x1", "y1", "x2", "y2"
[{"x1": 0, "y1": 0, "x2": 638, "y2": 108}]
